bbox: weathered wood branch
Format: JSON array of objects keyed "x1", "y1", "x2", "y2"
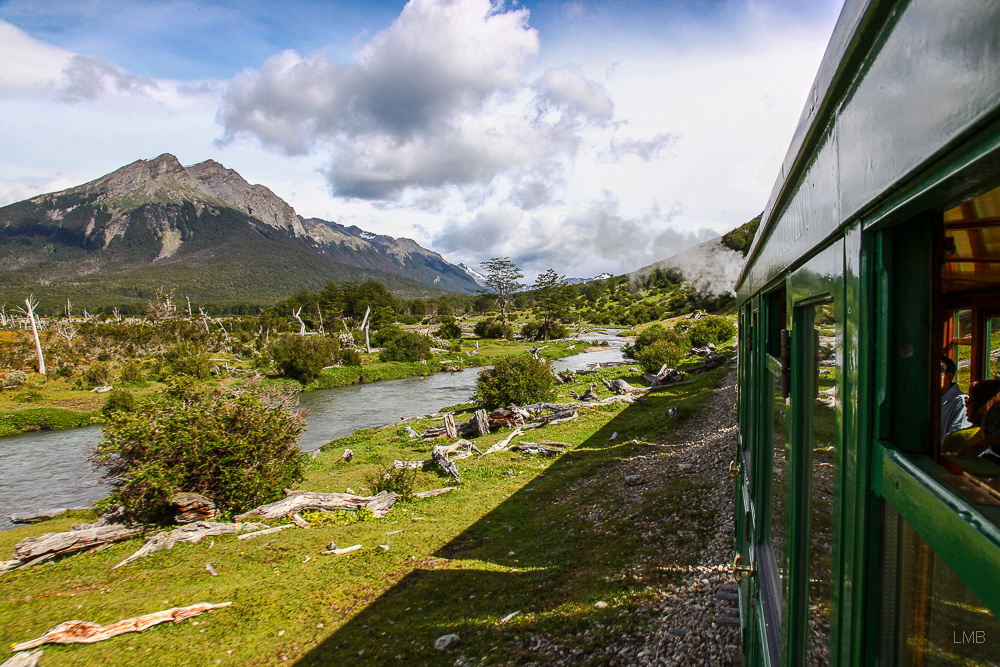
[
  {"x1": 431, "y1": 445, "x2": 461, "y2": 483},
  {"x1": 234, "y1": 490, "x2": 399, "y2": 521},
  {"x1": 412, "y1": 487, "x2": 458, "y2": 498},
  {"x1": 6, "y1": 524, "x2": 142, "y2": 573},
  {"x1": 113, "y1": 521, "x2": 267, "y2": 569},
  {"x1": 11, "y1": 602, "x2": 232, "y2": 651},
  {"x1": 483, "y1": 427, "x2": 523, "y2": 455}
]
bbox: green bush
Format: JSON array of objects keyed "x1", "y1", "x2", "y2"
[
  {"x1": 520, "y1": 319, "x2": 567, "y2": 341},
  {"x1": 435, "y1": 316, "x2": 462, "y2": 340},
  {"x1": 688, "y1": 315, "x2": 737, "y2": 347},
  {"x1": 163, "y1": 342, "x2": 212, "y2": 379},
  {"x1": 622, "y1": 323, "x2": 683, "y2": 359},
  {"x1": 119, "y1": 360, "x2": 144, "y2": 384},
  {"x1": 474, "y1": 318, "x2": 513, "y2": 340},
  {"x1": 636, "y1": 338, "x2": 687, "y2": 373},
  {"x1": 372, "y1": 325, "x2": 403, "y2": 347},
  {"x1": 338, "y1": 348, "x2": 363, "y2": 367},
  {"x1": 94, "y1": 388, "x2": 305, "y2": 523},
  {"x1": 82, "y1": 362, "x2": 112, "y2": 387},
  {"x1": 269, "y1": 335, "x2": 339, "y2": 384},
  {"x1": 474, "y1": 354, "x2": 555, "y2": 409},
  {"x1": 379, "y1": 332, "x2": 432, "y2": 363},
  {"x1": 102, "y1": 389, "x2": 135, "y2": 416}
]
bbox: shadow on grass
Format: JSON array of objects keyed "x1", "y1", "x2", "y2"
[{"x1": 293, "y1": 368, "x2": 729, "y2": 666}]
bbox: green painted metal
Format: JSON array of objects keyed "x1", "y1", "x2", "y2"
[
  {"x1": 738, "y1": 0, "x2": 1000, "y2": 303},
  {"x1": 871, "y1": 444, "x2": 1000, "y2": 618}
]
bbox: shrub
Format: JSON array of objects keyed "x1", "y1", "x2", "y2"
[
  {"x1": 338, "y1": 348, "x2": 363, "y2": 367},
  {"x1": 371, "y1": 325, "x2": 403, "y2": 347},
  {"x1": 102, "y1": 389, "x2": 135, "y2": 416},
  {"x1": 379, "y1": 332, "x2": 432, "y2": 363},
  {"x1": 2, "y1": 369, "x2": 26, "y2": 389},
  {"x1": 82, "y1": 362, "x2": 112, "y2": 387},
  {"x1": 636, "y1": 338, "x2": 687, "y2": 373},
  {"x1": 94, "y1": 387, "x2": 305, "y2": 523},
  {"x1": 474, "y1": 318, "x2": 514, "y2": 340},
  {"x1": 435, "y1": 316, "x2": 462, "y2": 340},
  {"x1": 163, "y1": 342, "x2": 212, "y2": 379},
  {"x1": 622, "y1": 324, "x2": 683, "y2": 359},
  {"x1": 119, "y1": 360, "x2": 144, "y2": 384},
  {"x1": 364, "y1": 461, "x2": 417, "y2": 500},
  {"x1": 688, "y1": 315, "x2": 737, "y2": 347},
  {"x1": 269, "y1": 335, "x2": 339, "y2": 384},
  {"x1": 520, "y1": 319, "x2": 567, "y2": 341},
  {"x1": 474, "y1": 354, "x2": 555, "y2": 409}
]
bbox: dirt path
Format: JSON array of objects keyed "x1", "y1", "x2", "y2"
[{"x1": 470, "y1": 370, "x2": 742, "y2": 667}]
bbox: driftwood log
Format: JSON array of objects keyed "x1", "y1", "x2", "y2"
[
  {"x1": 444, "y1": 415, "x2": 458, "y2": 439},
  {"x1": 169, "y1": 493, "x2": 217, "y2": 523},
  {"x1": 235, "y1": 490, "x2": 399, "y2": 521},
  {"x1": 602, "y1": 378, "x2": 640, "y2": 395},
  {"x1": 509, "y1": 443, "x2": 561, "y2": 457},
  {"x1": 1, "y1": 650, "x2": 43, "y2": 667},
  {"x1": 431, "y1": 445, "x2": 461, "y2": 483},
  {"x1": 3, "y1": 524, "x2": 142, "y2": 575},
  {"x1": 484, "y1": 427, "x2": 523, "y2": 455},
  {"x1": 114, "y1": 521, "x2": 267, "y2": 569},
  {"x1": 457, "y1": 409, "x2": 490, "y2": 437},
  {"x1": 11, "y1": 602, "x2": 232, "y2": 652},
  {"x1": 338, "y1": 449, "x2": 354, "y2": 463},
  {"x1": 412, "y1": 487, "x2": 458, "y2": 498}
]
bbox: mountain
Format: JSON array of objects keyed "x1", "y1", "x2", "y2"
[
  {"x1": 458, "y1": 263, "x2": 488, "y2": 286},
  {"x1": 0, "y1": 154, "x2": 477, "y2": 309},
  {"x1": 566, "y1": 272, "x2": 612, "y2": 285},
  {"x1": 629, "y1": 216, "x2": 760, "y2": 296},
  {"x1": 300, "y1": 218, "x2": 481, "y2": 294}
]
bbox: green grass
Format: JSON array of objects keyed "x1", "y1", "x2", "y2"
[{"x1": 0, "y1": 364, "x2": 731, "y2": 666}]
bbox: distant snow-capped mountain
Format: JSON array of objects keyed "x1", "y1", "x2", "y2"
[
  {"x1": 565, "y1": 272, "x2": 613, "y2": 285},
  {"x1": 458, "y1": 263, "x2": 488, "y2": 286}
]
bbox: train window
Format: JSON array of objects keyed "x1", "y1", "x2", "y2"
[
  {"x1": 938, "y1": 185, "x2": 1000, "y2": 501},
  {"x1": 806, "y1": 302, "x2": 836, "y2": 666},
  {"x1": 772, "y1": 372, "x2": 786, "y2": 579},
  {"x1": 887, "y1": 506, "x2": 1000, "y2": 666}
]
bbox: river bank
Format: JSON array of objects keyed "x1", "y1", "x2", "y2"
[
  {"x1": 0, "y1": 337, "x2": 590, "y2": 438},
  {"x1": 0, "y1": 353, "x2": 736, "y2": 666}
]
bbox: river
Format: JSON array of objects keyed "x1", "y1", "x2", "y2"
[{"x1": 0, "y1": 333, "x2": 626, "y2": 531}]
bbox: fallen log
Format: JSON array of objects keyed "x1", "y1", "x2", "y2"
[
  {"x1": 338, "y1": 449, "x2": 354, "y2": 463},
  {"x1": 432, "y1": 445, "x2": 461, "y2": 483},
  {"x1": 11, "y1": 602, "x2": 232, "y2": 652},
  {"x1": 520, "y1": 440, "x2": 571, "y2": 448},
  {"x1": 602, "y1": 378, "x2": 640, "y2": 395},
  {"x1": 1, "y1": 650, "x2": 43, "y2": 667},
  {"x1": 393, "y1": 460, "x2": 433, "y2": 470},
  {"x1": 234, "y1": 490, "x2": 399, "y2": 521},
  {"x1": 456, "y1": 408, "x2": 490, "y2": 437},
  {"x1": 412, "y1": 487, "x2": 458, "y2": 498},
  {"x1": 443, "y1": 415, "x2": 458, "y2": 439},
  {"x1": 7, "y1": 524, "x2": 142, "y2": 573},
  {"x1": 509, "y1": 444, "x2": 561, "y2": 457},
  {"x1": 169, "y1": 492, "x2": 217, "y2": 524},
  {"x1": 114, "y1": 521, "x2": 268, "y2": 568},
  {"x1": 322, "y1": 544, "x2": 363, "y2": 555},
  {"x1": 484, "y1": 427, "x2": 524, "y2": 455}
]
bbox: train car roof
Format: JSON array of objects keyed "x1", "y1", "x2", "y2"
[{"x1": 736, "y1": 0, "x2": 1000, "y2": 302}]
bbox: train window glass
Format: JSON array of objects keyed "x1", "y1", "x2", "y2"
[
  {"x1": 772, "y1": 372, "x2": 786, "y2": 580},
  {"x1": 944, "y1": 310, "x2": 974, "y2": 392},
  {"x1": 807, "y1": 302, "x2": 836, "y2": 666},
  {"x1": 892, "y1": 511, "x2": 1000, "y2": 666},
  {"x1": 988, "y1": 317, "x2": 1000, "y2": 380}
]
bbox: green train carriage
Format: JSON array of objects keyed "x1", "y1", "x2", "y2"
[{"x1": 733, "y1": 0, "x2": 1000, "y2": 664}]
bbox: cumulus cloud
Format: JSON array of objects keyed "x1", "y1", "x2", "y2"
[
  {"x1": 217, "y1": 0, "x2": 632, "y2": 201},
  {"x1": 601, "y1": 133, "x2": 678, "y2": 162},
  {"x1": 533, "y1": 66, "x2": 613, "y2": 122},
  {"x1": 59, "y1": 54, "x2": 158, "y2": 100},
  {"x1": 434, "y1": 194, "x2": 714, "y2": 278}
]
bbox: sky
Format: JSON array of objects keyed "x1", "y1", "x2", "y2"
[{"x1": 0, "y1": 0, "x2": 845, "y2": 281}]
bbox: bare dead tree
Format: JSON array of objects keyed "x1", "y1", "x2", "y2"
[
  {"x1": 18, "y1": 296, "x2": 46, "y2": 374},
  {"x1": 292, "y1": 307, "x2": 307, "y2": 335},
  {"x1": 53, "y1": 320, "x2": 79, "y2": 345},
  {"x1": 199, "y1": 308, "x2": 211, "y2": 333}
]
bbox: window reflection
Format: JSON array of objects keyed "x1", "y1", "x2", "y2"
[
  {"x1": 772, "y1": 372, "x2": 786, "y2": 578},
  {"x1": 893, "y1": 508, "x2": 1000, "y2": 666},
  {"x1": 808, "y1": 302, "x2": 836, "y2": 666}
]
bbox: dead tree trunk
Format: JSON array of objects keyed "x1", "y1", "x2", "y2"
[
  {"x1": 292, "y1": 307, "x2": 307, "y2": 335},
  {"x1": 443, "y1": 415, "x2": 458, "y2": 439},
  {"x1": 23, "y1": 297, "x2": 45, "y2": 375},
  {"x1": 431, "y1": 445, "x2": 461, "y2": 483}
]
